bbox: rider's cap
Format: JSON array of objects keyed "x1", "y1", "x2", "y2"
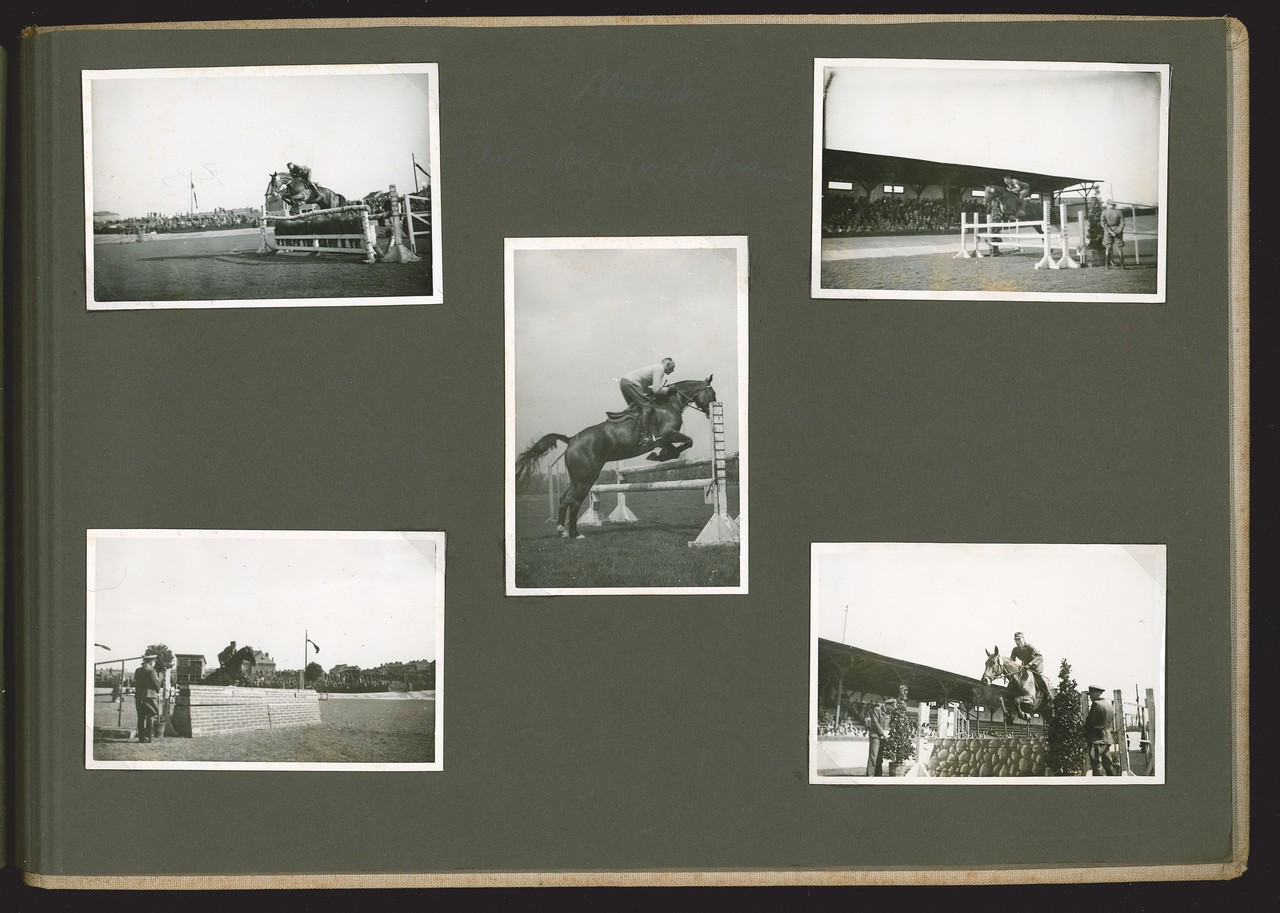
[
  {"x1": 1013, "y1": 631, "x2": 1024, "y2": 637},
  {"x1": 142, "y1": 653, "x2": 156, "y2": 661},
  {"x1": 1105, "y1": 199, "x2": 1116, "y2": 206},
  {"x1": 1087, "y1": 685, "x2": 1105, "y2": 696}
]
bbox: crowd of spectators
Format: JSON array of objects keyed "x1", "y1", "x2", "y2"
[
  {"x1": 817, "y1": 701, "x2": 879, "y2": 737},
  {"x1": 218, "y1": 667, "x2": 435, "y2": 692},
  {"x1": 97, "y1": 208, "x2": 259, "y2": 236},
  {"x1": 822, "y1": 196, "x2": 980, "y2": 236}
]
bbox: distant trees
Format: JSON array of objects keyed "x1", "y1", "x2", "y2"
[{"x1": 305, "y1": 662, "x2": 325, "y2": 685}]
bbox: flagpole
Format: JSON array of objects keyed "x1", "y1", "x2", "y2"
[
  {"x1": 412, "y1": 154, "x2": 419, "y2": 193},
  {"x1": 301, "y1": 629, "x2": 307, "y2": 691}
]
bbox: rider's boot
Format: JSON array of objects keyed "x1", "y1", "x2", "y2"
[{"x1": 638, "y1": 404, "x2": 654, "y2": 446}]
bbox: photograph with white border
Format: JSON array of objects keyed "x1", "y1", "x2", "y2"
[
  {"x1": 813, "y1": 59, "x2": 1169, "y2": 302},
  {"x1": 810, "y1": 543, "x2": 1165, "y2": 784},
  {"x1": 84, "y1": 64, "x2": 442, "y2": 310},
  {"x1": 506, "y1": 236, "x2": 747, "y2": 596},
  {"x1": 87, "y1": 530, "x2": 444, "y2": 771}
]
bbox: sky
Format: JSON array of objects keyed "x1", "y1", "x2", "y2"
[
  {"x1": 89, "y1": 531, "x2": 442, "y2": 673},
  {"x1": 510, "y1": 240, "x2": 745, "y2": 459},
  {"x1": 813, "y1": 543, "x2": 1165, "y2": 702},
  {"x1": 87, "y1": 65, "x2": 436, "y2": 216},
  {"x1": 823, "y1": 62, "x2": 1166, "y2": 207}
]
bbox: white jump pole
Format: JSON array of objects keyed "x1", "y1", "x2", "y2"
[
  {"x1": 689, "y1": 401, "x2": 739, "y2": 548},
  {"x1": 1033, "y1": 199, "x2": 1054, "y2": 270},
  {"x1": 608, "y1": 463, "x2": 640, "y2": 523},
  {"x1": 1052, "y1": 202, "x2": 1080, "y2": 270}
]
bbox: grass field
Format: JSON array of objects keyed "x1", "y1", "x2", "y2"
[
  {"x1": 92, "y1": 695, "x2": 435, "y2": 764},
  {"x1": 92, "y1": 229, "x2": 431, "y2": 303},
  {"x1": 512, "y1": 487, "x2": 741, "y2": 589},
  {"x1": 821, "y1": 249, "x2": 1159, "y2": 294}
]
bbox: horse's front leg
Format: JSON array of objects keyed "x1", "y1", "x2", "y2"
[{"x1": 647, "y1": 431, "x2": 693, "y2": 462}]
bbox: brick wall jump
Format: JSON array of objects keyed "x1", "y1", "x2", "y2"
[{"x1": 173, "y1": 685, "x2": 322, "y2": 737}]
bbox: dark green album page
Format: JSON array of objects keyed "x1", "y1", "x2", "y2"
[{"x1": 17, "y1": 18, "x2": 1241, "y2": 879}]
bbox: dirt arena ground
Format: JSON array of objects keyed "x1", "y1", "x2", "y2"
[
  {"x1": 92, "y1": 692, "x2": 435, "y2": 764},
  {"x1": 820, "y1": 244, "x2": 1158, "y2": 295},
  {"x1": 92, "y1": 229, "x2": 432, "y2": 304}
]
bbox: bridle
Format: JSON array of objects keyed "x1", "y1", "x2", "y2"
[{"x1": 666, "y1": 383, "x2": 714, "y2": 417}]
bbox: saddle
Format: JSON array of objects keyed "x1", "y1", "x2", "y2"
[{"x1": 604, "y1": 405, "x2": 658, "y2": 446}]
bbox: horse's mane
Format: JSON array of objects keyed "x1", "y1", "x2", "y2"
[{"x1": 658, "y1": 378, "x2": 714, "y2": 399}]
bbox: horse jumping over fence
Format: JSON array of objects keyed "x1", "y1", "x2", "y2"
[
  {"x1": 956, "y1": 199, "x2": 1080, "y2": 270},
  {"x1": 515, "y1": 377, "x2": 718, "y2": 540},
  {"x1": 553, "y1": 399, "x2": 740, "y2": 547},
  {"x1": 266, "y1": 171, "x2": 349, "y2": 214},
  {"x1": 980, "y1": 647, "x2": 1054, "y2": 722},
  {"x1": 203, "y1": 644, "x2": 259, "y2": 686}
]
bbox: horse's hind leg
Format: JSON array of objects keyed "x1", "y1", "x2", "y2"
[{"x1": 562, "y1": 481, "x2": 593, "y2": 539}]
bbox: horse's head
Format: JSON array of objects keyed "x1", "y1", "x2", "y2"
[
  {"x1": 691, "y1": 375, "x2": 717, "y2": 415},
  {"x1": 664, "y1": 375, "x2": 718, "y2": 417},
  {"x1": 980, "y1": 646, "x2": 1012, "y2": 684}
]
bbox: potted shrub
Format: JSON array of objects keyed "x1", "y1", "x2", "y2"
[
  {"x1": 1046, "y1": 658, "x2": 1089, "y2": 775},
  {"x1": 1085, "y1": 194, "x2": 1106, "y2": 267},
  {"x1": 884, "y1": 684, "x2": 917, "y2": 775}
]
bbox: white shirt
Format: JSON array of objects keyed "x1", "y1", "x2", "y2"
[{"x1": 622, "y1": 362, "x2": 668, "y2": 389}]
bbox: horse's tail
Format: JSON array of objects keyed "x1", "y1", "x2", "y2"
[{"x1": 515, "y1": 433, "x2": 571, "y2": 493}]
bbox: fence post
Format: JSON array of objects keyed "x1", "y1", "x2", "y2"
[
  {"x1": 608, "y1": 464, "x2": 640, "y2": 523},
  {"x1": 380, "y1": 184, "x2": 421, "y2": 263},
  {"x1": 689, "y1": 401, "x2": 740, "y2": 547},
  {"x1": 1144, "y1": 688, "x2": 1158, "y2": 776},
  {"x1": 1111, "y1": 689, "x2": 1130, "y2": 774}
]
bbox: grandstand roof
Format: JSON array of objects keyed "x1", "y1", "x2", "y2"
[
  {"x1": 822, "y1": 149, "x2": 1097, "y2": 196},
  {"x1": 817, "y1": 638, "x2": 1001, "y2": 707}
]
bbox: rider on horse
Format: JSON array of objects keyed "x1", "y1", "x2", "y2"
[
  {"x1": 1003, "y1": 175, "x2": 1032, "y2": 205},
  {"x1": 1009, "y1": 631, "x2": 1051, "y2": 714},
  {"x1": 287, "y1": 162, "x2": 316, "y2": 194},
  {"x1": 619, "y1": 357, "x2": 675, "y2": 444}
]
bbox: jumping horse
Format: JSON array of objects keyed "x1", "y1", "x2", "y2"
[
  {"x1": 266, "y1": 172, "x2": 349, "y2": 214},
  {"x1": 981, "y1": 183, "x2": 1044, "y2": 254},
  {"x1": 204, "y1": 645, "x2": 258, "y2": 685},
  {"x1": 515, "y1": 377, "x2": 718, "y2": 540},
  {"x1": 980, "y1": 647, "x2": 1053, "y2": 722}
]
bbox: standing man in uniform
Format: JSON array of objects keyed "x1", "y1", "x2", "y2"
[
  {"x1": 1101, "y1": 199, "x2": 1127, "y2": 269},
  {"x1": 1084, "y1": 685, "x2": 1119, "y2": 776},
  {"x1": 619, "y1": 357, "x2": 675, "y2": 441},
  {"x1": 133, "y1": 654, "x2": 162, "y2": 743},
  {"x1": 865, "y1": 697, "x2": 893, "y2": 777}
]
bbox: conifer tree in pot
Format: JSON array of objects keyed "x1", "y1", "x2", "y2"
[
  {"x1": 1086, "y1": 194, "x2": 1106, "y2": 266},
  {"x1": 884, "y1": 684, "x2": 917, "y2": 775},
  {"x1": 1047, "y1": 658, "x2": 1088, "y2": 775}
]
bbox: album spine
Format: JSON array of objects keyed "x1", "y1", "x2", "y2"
[{"x1": 10, "y1": 30, "x2": 59, "y2": 879}]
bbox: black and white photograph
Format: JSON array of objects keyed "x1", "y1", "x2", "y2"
[
  {"x1": 506, "y1": 236, "x2": 747, "y2": 595},
  {"x1": 87, "y1": 530, "x2": 444, "y2": 770},
  {"x1": 810, "y1": 543, "x2": 1165, "y2": 783},
  {"x1": 813, "y1": 59, "x2": 1169, "y2": 302},
  {"x1": 84, "y1": 64, "x2": 442, "y2": 309}
]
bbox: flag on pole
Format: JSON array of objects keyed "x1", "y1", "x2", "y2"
[
  {"x1": 307, "y1": 637, "x2": 320, "y2": 653},
  {"x1": 190, "y1": 178, "x2": 198, "y2": 210},
  {"x1": 414, "y1": 160, "x2": 430, "y2": 178}
]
